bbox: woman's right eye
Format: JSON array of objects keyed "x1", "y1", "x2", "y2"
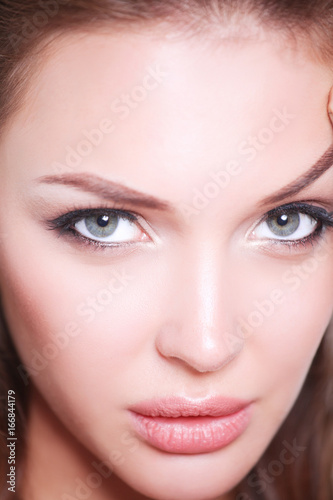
[
  {"x1": 47, "y1": 209, "x2": 151, "y2": 246},
  {"x1": 74, "y1": 213, "x2": 140, "y2": 243}
]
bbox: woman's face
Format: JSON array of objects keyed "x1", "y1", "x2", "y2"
[{"x1": 1, "y1": 26, "x2": 333, "y2": 500}]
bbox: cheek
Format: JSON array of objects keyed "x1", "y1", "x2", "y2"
[
  {"x1": 0, "y1": 241, "x2": 180, "y2": 478},
  {"x1": 243, "y1": 249, "x2": 333, "y2": 420},
  {"x1": 0, "y1": 232, "x2": 165, "y2": 429}
]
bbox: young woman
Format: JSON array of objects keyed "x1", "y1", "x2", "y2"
[{"x1": 0, "y1": 1, "x2": 333, "y2": 499}]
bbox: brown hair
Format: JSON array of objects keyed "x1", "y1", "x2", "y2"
[{"x1": 0, "y1": 1, "x2": 332, "y2": 499}]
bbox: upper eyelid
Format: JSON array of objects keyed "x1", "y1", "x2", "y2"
[
  {"x1": 262, "y1": 202, "x2": 333, "y2": 222},
  {"x1": 68, "y1": 207, "x2": 138, "y2": 219},
  {"x1": 48, "y1": 207, "x2": 139, "y2": 227}
]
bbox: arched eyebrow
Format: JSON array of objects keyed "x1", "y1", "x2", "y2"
[
  {"x1": 36, "y1": 173, "x2": 173, "y2": 211},
  {"x1": 259, "y1": 143, "x2": 333, "y2": 207},
  {"x1": 36, "y1": 145, "x2": 333, "y2": 212}
]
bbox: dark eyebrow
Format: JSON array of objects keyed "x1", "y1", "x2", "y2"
[
  {"x1": 260, "y1": 143, "x2": 333, "y2": 207},
  {"x1": 36, "y1": 173, "x2": 172, "y2": 211}
]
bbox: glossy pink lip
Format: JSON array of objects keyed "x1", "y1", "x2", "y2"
[{"x1": 128, "y1": 396, "x2": 252, "y2": 454}]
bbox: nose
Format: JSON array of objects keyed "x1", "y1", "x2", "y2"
[
  {"x1": 156, "y1": 322, "x2": 243, "y2": 373},
  {"x1": 155, "y1": 245, "x2": 244, "y2": 373}
]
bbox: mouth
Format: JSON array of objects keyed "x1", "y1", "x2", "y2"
[{"x1": 128, "y1": 396, "x2": 253, "y2": 454}]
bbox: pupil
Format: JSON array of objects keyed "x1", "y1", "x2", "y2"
[
  {"x1": 277, "y1": 214, "x2": 289, "y2": 227},
  {"x1": 97, "y1": 215, "x2": 110, "y2": 227}
]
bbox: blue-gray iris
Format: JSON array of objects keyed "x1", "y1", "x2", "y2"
[
  {"x1": 267, "y1": 213, "x2": 300, "y2": 237},
  {"x1": 85, "y1": 214, "x2": 118, "y2": 238}
]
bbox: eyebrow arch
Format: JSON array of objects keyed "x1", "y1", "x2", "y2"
[
  {"x1": 260, "y1": 143, "x2": 333, "y2": 207},
  {"x1": 36, "y1": 173, "x2": 173, "y2": 211}
]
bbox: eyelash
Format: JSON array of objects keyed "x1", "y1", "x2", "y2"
[{"x1": 46, "y1": 202, "x2": 333, "y2": 252}]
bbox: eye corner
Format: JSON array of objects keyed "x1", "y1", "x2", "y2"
[{"x1": 247, "y1": 226, "x2": 258, "y2": 241}]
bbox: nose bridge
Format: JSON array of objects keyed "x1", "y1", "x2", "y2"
[
  {"x1": 188, "y1": 243, "x2": 222, "y2": 330},
  {"x1": 155, "y1": 241, "x2": 243, "y2": 373}
]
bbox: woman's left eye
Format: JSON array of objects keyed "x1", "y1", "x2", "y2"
[
  {"x1": 253, "y1": 212, "x2": 317, "y2": 241},
  {"x1": 251, "y1": 203, "x2": 333, "y2": 244}
]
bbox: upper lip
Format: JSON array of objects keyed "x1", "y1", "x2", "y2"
[{"x1": 129, "y1": 396, "x2": 251, "y2": 418}]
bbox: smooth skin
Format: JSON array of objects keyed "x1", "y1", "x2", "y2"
[{"x1": 1, "y1": 23, "x2": 333, "y2": 500}]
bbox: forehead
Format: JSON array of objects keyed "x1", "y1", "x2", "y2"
[
  {"x1": 20, "y1": 29, "x2": 327, "y2": 122},
  {"x1": 2, "y1": 29, "x2": 333, "y2": 200}
]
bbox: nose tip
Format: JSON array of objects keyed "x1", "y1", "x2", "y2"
[{"x1": 155, "y1": 323, "x2": 243, "y2": 374}]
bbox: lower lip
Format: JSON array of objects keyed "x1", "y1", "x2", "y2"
[{"x1": 129, "y1": 406, "x2": 252, "y2": 454}]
